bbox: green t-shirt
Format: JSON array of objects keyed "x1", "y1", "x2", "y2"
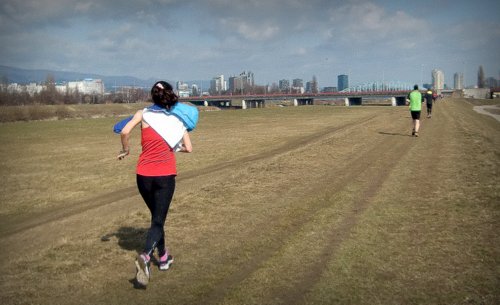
[{"x1": 408, "y1": 90, "x2": 422, "y2": 111}]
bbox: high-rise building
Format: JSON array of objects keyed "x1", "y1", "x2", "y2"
[
  {"x1": 477, "y1": 65, "x2": 486, "y2": 88},
  {"x1": 240, "y1": 71, "x2": 254, "y2": 87},
  {"x1": 338, "y1": 74, "x2": 349, "y2": 91},
  {"x1": 228, "y1": 71, "x2": 254, "y2": 94},
  {"x1": 432, "y1": 69, "x2": 444, "y2": 90},
  {"x1": 210, "y1": 75, "x2": 226, "y2": 95},
  {"x1": 305, "y1": 81, "x2": 312, "y2": 93},
  {"x1": 311, "y1": 75, "x2": 318, "y2": 93},
  {"x1": 176, "y1": 81, "x2": 190, "y2": 97},
  {"x1": 292, "y1": 78, "x2": 304, "y2": 93},
  {"x1": 191, "y1": 84, "x2": 199, "y2": 96},
  {"x1": 486, "y1": 77, "x2": 498, "y2": 88},
  {"x1": 279, "y1": 79, "x2": 290, "y2": 92},
  {"x1": 292, "y1": 78, "x2": 303, "y2": 88},
  {"x1": 453, "y1": 73, "x2": 464, "y2": 89},
  {"x1": 228, "y1": 76, "x2": 243, "y2": 93}
]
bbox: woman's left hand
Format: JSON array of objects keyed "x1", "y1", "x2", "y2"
[{"x1": 117, "y1": 148, "x2": 129, "y2": 160}]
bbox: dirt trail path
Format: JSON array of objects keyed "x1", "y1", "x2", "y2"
[
  {"x1": 0, "y1": 113, "x2": 380, "y2": 267},
  {"x1": 199, "y1": 114, "x2": 414, "y2": 305},
  {"x1": 275, "y1": 99, "x2": 461, "y2": 305},
  {"x1": 0, "y1": 116, "x2": 375, "y2": 239},
  {"x1": 1, "y1": 100, "x2": 498, "y2": 305},
  {"x1": 0, "y1": 109, "x2": 394, "y2": 303},
  {"x1": 193, "y1": 99, "x2": 499, "y2": 305}
]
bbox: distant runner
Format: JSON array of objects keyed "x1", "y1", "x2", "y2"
[
  {"x1": 425, "y1": 89, "x2": 434, "y2": 118},
  {"x1": 407, "y1": 85, "x2": 423, "y2": 137},
  {"x1": 432, "y1": 91, "x2": 438, "y2": 103}
]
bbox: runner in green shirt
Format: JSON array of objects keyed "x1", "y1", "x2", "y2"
[{"x1": 407, "y1": 85, "x2": 423, "y2": 137}]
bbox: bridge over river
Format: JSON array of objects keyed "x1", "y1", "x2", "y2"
[{"x1": 179, "y1": 91, "x2": 410, "y2": 109}]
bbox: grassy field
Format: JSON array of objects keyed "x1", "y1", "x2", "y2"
[
  {"x1": 0, "y1": 99, "x2": 498, "y2": 305},
  {"x1": 0, "y1": 102, "x2": 146, "y2": 122}
]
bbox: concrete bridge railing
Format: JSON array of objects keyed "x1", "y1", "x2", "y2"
[{"x1": 182, "y1": 92, "x2": 409, "y2": 108}]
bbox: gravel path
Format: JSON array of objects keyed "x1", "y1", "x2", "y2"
[{"x1": 473, "y1": 104, "x2": 500, "y2": 122}]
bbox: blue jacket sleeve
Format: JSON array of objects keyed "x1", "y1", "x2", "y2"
[
  {"x1": 113, "y1": 115, "x2": 133, "y2": 134},
  {"x1": 170, "y1": 103, "x2": 199, "y2": 132}
]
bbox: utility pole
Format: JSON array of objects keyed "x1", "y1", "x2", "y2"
[
  {"x1": 420, "y1": 64, "x2": 424, "y2": 88},
  {"x1": 463, "y1": 61, "x2": 466, "y2": 89}
]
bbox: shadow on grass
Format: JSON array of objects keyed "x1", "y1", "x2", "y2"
[
  {"x1": 378, "y1": 131, "x2": 412, "y2": 137},
  {"x1": 129, "y1": 278, "x2": 147, "y2": 290},
  {"x1": 101, "y1": 226, "x2": 149, "y2": 290},
  {"x1": 100, "y1": 226, "x2": 147, "y2": 252}
]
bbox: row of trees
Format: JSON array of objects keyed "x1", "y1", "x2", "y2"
[{"x1": 0, "y1": 85, "x2": 149, "y2": 106}]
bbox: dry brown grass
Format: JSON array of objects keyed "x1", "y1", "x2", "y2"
[
  {"x1": 0, "y1": 100, "x2": 498, "y2": 305},
  {"x1": 0, "y1": 102, "x2": 149, "y2": 122}
]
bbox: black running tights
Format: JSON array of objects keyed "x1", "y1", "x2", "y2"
[{"x1": 136, "y1": 174, "x2": 176, "y2": 257}]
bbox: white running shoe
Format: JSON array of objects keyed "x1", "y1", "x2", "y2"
[
  {"x1": 158, "y1": 252, "x2": 174, "y2": 271},
  {"x1": 135, "y1": 254, "x2": 150, "y2": 286}
]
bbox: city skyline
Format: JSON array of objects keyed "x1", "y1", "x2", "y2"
[
  {"x1": 1, "y1": 0, "x2": 499, "y2": 88},
  {"x1": 0, "y1": 64, "x2": 490, "y2": 91}
]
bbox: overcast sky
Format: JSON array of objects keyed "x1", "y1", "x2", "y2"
[{"x1": 1, "y1": 0, "x2": 499, "y2": 88}]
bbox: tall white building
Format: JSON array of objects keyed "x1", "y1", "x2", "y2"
[
  {"x1": 240, "y1": 71, "x2": 254, "y2": 87},
  {"x1": 210, "y1": 75, "x2": 226, "y2": 94},
  {"x1": 432, "y1": 69, "x2": 444, "y2": 90},
  {"x1": 176, "y1": 81, "x2": 190, "y2": 97},
  {"x1": 454, "y1": 73, "x2": 464, "y2": 89},
  {"x1": 191, "y1": 84, "x2": 199, "y2": 96},
  {"x1": 292, "y1": 78, "x2": 305, "y2": 93}
]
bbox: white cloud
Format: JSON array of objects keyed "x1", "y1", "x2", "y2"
[
  {"x1": 219, "y1": 18, "x2": 280, "y2": 42},
  {"x1": 446, "y1": 21, "x2": 500, "y2": 50},
  {"x1": 74, "y1": 1, "x2": 95, "y2": 13},
  {"x1": 292, "y1": 47, "x2": 307, "y2": 56},
  {"x1": 0, "y1": 0, "x2": 498, "y2": 85},
  {"x1": 327, "y1": 2, "x2": 430, "y2": 48}
]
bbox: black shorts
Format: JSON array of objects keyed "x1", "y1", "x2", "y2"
[
  {"x1": 426, "y1": 103, "x2": 433, "y2": 110},
  {"x1": 411, "y1": 111, "x2": 421, "y2": 120}
]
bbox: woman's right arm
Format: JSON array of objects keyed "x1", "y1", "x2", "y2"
[{"x1": 118, "y1": 110, "x2": 143, "y2": 160}]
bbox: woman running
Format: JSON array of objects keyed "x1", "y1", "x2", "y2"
[{"x1": 117, "y1": 81, "x2": 193, "y2": 287}]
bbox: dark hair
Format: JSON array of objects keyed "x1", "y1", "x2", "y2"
[
  {"x1": 151, "y1": 81, "x2": 178, "y2": 108},
  {"x1": 413, "y1": 84, "x2": 419, "y2": 90}
]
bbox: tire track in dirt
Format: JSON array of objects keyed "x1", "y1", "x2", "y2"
[
  {"x1": 279, "y1": 131, "x2": 421, "y2": 305},
  {"x1": 279, "y1": 103, "x2": 451, "y2": 305},
  {"x1": 197, "y1": 112, "x2": 412, "y2": 305},
  {"x1": 0, "y1": 115, "x2": 376, "y2": 239}
]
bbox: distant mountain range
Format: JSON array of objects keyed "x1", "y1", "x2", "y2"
[{"x1": 0, "y1": 65, "x2": 207, "y2": 89}]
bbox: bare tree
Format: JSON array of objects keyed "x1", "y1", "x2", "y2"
[{"x1": 40, "y1": 74, "x2": 63, "y2": 104}]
